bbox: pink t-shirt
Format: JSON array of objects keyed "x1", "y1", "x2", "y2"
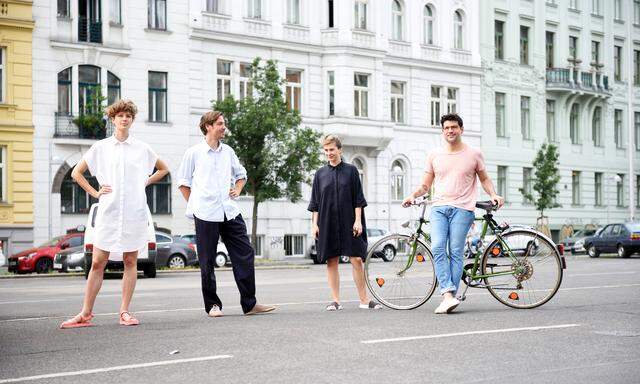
[{"x1": 425, "y1": 145, "x2": 486, "y2": 211}]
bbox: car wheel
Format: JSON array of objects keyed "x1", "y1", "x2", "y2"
[
  {"x1": 167, "y1": 254, "x2": 186, "y2": 269},
  {"x1": 617, "y1": 244, "x2": 630, "y2": 258},
  {"x1": 35, "y1": 258, "x2": 52, "y2": 274},
  {"x1": 339, "y1": 255, "x2": 350, "y2": 263},
  {"x1": 381, "y1": 245, "x2": 396, "y2": 262},
  {"x1": 587, "y1": 244, "x2": 600, "y2": 258},
  {"x1": 143, "y1": 263, "x2": 157, "y2": 278},
  {"x1": 215, "y1": 253, "x2": 227, "y2": 268}
]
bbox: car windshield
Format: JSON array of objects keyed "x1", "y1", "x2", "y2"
[
  {"x1": 37, "y1": 236, "x2": 62, "y2": 247},
  {"x1": 571, "y1": 230, "x2": 584, "y2": 237}
]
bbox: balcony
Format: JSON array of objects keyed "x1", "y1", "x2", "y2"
[
  {"x1": 201, "y1": 12, "x2": 230, "y2": 32},
  {"x1": 78, "y1": 16, "x2": 102, "y2": 44},
  {"x1": 54, "y1": 113, "x2": 113, "y2": 140},
  {"x1": 546, "y1": 68, "x2": 610, "y2": 96}
]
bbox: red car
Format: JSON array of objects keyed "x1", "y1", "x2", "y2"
[{"x1": 8, "y1": 233, "x2": 84, "y2": 274}]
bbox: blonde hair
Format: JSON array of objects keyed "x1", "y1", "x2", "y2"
[
  {"x1": 199, "y1": 111, "x2": 224, "y2": 135},
  {"x1": 105, "y1": 100, "x2": 138, "y2": 119},
  {"x1": 322, "y1": 134, "x2": 342, "y2": 149}
]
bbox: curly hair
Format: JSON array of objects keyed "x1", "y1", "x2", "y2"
[
  {"x1": 105, "y1": 100, "x2": 138, "y2": 119},
  {"x1": 199, "y1": 111, "x2": 224, "y2": 136},
  {"x1": 440, "y1": 113, "x2": 464, "y2": 128}
]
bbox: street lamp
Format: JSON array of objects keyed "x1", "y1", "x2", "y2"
[{"x1": 606, "y1": 174, "x2": 623, "y2": 225}]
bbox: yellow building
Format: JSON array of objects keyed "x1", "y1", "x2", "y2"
[{"x1": 0, "y1": 0, "x2": 34, "y2": 260}]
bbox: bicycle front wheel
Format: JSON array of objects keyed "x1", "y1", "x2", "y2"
[
  {"x1": 481, "y1": 229, "x2": 563, "y2": 309},
  {"x1": 365, "y1": 234, "x2": 436, "y2": 310}
]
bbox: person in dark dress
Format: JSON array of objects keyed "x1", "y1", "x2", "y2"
[{"x1": 308, "y1": 135, "x2": 381, "y2": 311}]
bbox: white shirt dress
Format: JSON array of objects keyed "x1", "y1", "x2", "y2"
[{"x1": 83, "y1": 135, "x2": 158, "y2": 255}]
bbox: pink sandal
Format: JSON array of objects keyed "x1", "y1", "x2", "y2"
[
  {"x1": 119, "y1": 311, "x2": 139, "y2": 326},
  {"x1": 60, "y1": 313, "x2": 94, "y2": 329}
]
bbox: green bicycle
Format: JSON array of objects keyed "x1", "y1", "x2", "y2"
[{"x1": 364, "y1": 199, "x2": 566, "y2": 310}]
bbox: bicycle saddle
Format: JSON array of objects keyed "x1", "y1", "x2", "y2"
[{"x1": 475, "y1": 201, "x2": 497, "y2": 211}]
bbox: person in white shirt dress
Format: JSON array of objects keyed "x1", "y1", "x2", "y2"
[
  {"x1": 177, "y1": 111, "x2": 275, "y2": 317},
  {"x1": 60, "y1": 100, "x2": 169, "y2": 329}
]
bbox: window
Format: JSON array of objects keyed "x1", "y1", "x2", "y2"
[
  {"x1": 495, "y1": 92, "x2": 506, "y2": 137},
  {"x1": 148, "y1": 71, "x2": 167, "y2": 122},
  {"x1": 354, "y1": 73, "x2": 369, "y2": 117},
  {"x1": 216, "y1": 60, "x2": 232, "y2": 101},
  {"x1": 614, "y1": 0, "x2": 622, "y2": 20},
  {"x1": 591, "y1": 0, "x2": 601, "y2": 15},
  {"x1": 453, "y1": 10, "x2": 463, "y2": 49},
  {"x1": 615, "y1": 109, "x2": 623, "y2": 148},
  {"x1": 148, "y1": 0, "x2": 167, "y2": 30},
  {"x1": 447, "y1": 88, "x2": 457, "y2": 114},
  {"x1": 107, "y1": 72, "x2": 121, "y2": 105},
  {"x1": 58, "y1": 0, "x2": 70, "y2": 17},
  {"x1": 61, "y1": 169, "x2": 99, "y2": 214},
  {"x1": 521, "y1": 96, "x2": 531, "y2": 140},
  {"x1": 617, "y1": 174, "x2": 624, "y2": 207},
  {"x1": 572, "y1": 171, "x2": 581, "y2": 205},
  {"x1": 570, "y1": 103, "x2": 580, "y2": 144},
  {"x1": 239, "y1": 63, "x2": 253, "y2": 100},
  {"x1": 146, "y1": 171, "x2": 171, "y2": 214},
  {"x1": 0, "y1": 48, "x2": 4, "y2": 103},
  {"x1": 636, "y1": 175, "x2": 640, "y2": 208},
  {"x1": 497, "y1": 166, "x2": 507, "y2": 200},
  {"x1": 156, "y1": 233, "x2": 172, "y2": 244},
  {"x1": 594, "y1": 172, "x2": 603, "y2": 206},
  {"x1": 0, "y1": 146, "x2": 5, "y2": 202},
  {"x1": 495, "y1": 20, "x2": 504, "y2": 60},
  {"x1": 614, "y1": 45, "x2": 622, "y2": 81},
  {"x1": 354, "y1": 0, "x2": 367, "y2": 29},
  {"x1": 328, "y1": 0, "x2": 334, "y2": 28},
  {"x1": 546, "y1": 31, "x2": 554, "y2": 68},
  {"x1": 390, "y1": 81, "x2": 404, "y2": 123},
  {"x1": 392, "y1": 0, "x2": 403, "y2": 41},
  {"x1": 546, "y1": 99, "x2": 556, "y2": 141},
  {"x1": 592, "y1": 106, "x2": 602, "y2": 146},
  {"x1": 353, "y1": 157, "x2": 365, "y2": 191},
  {"x1": 206, "y1": 0, "x2": 219, "y2": 13},
  {"x1": 634, "y1": 50, "x2": 640, "y2": 85},
  {"x1": 58, "y1": 68, "x2": 72, "y2": 115},
  {"x1": 569, "y1": 36, "x2": 578, "y2": 61},
  {"x1": 520, "y1": 26, "x2": 529, "y2": 64},
  {"x1": 522, "y1": 168, "x2": 533, "y2": 204},
  {"x1": 287, "y1": 0, "x2": 300, "y2": 24},
  {"x1": 254, "y1": 235, "x2": 264, "y2": 256},
  {"x1": 430, "y1": 86, "x2": 441, "y2": 126},
  {"x1": 328, "y1": 71, "x2": 335, "y2": 116},
  {"x1": 424, "y1": 5, "x2": 434, "y2": 45},
  {"x1": 635, "y1": 0, "x2": 640, "y2": 24},
  {"x1": 591, "y1": 41, "x2": 600, "y2": 64},
  {"x1": 78, "y1": 65, "x2": 101, "y2": 115},
  {"x1": 570, "y1": 0, "x2": 579, "y2": 10},
  {"x1": 286, "y1": 69, "x2": 302, "y2": 112},
  {"x1": 635, "y1": 112, "x2": 640, "y2": 150},
  {"x1": 284, "y1": 234, "x2": 304, "y2": 256},
  {"x1": 390, "y1": 160, "x2": 405, "y2": 201},
  {"x1": 247, "y1": 0, "x2": 262, "y2": 19},
  {"x1": 428, "y1": 85, "x2": 457, "y2": 126},
  {"x1": 110, "y1": 0, "x2": 121, "y2": 24}
]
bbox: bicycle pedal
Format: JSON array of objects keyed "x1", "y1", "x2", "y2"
[{"x1": 457, "y1": 295, "x2": 466, "y2": 301}]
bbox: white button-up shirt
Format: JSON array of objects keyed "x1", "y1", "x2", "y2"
[
  {"x1": 83, "y1": 135, "x2": 157, "y2": 253},
  {"x1": 177, "y1": 140, "x2": 247, "y2": 222}
]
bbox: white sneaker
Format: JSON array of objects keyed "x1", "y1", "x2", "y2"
[
  {"x1": 208, "y1": 305, "x2": 223, "y2": 317},
  {"x1": 434, "y1": 297, "x2": 460, "y2": 314}
]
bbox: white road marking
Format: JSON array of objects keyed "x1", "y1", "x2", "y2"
[
  {"x1": 0, "y1": 293, "x2": 157, "y2": 305},
  {"x1": 361, "y1": 324, "x2": 581, "y2": 344},
  {"x1": 0, "y1": 355, "x2": 233, "y2": 383},
  {"x1": 568, "y1": 271, "x2": 636, "y2": 277}
]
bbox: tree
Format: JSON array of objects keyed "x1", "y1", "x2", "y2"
[
  {"x1": 519, "y1": 143, "x2": 561, "y2": 219},
  {"x1": 214, "y1": 58, "x2": 322, "y2": 249}
]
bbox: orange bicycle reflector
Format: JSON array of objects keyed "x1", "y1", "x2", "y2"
[
  {"x1": 491, "y1": 247, "x2": 501, "y2": 256},
  {"x1": 376, "y1": 278, "x2": 385, "y2": 287},
  {"x1": 416, "y1": 254, "x2": 425, "y2": 262},
  {"x1": 508, "y1": 292, "x2": 519, "y2": 300}
]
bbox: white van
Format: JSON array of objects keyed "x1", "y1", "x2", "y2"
[{"x1": 83, "y1": 203, "x2": 158, "y2": 278}]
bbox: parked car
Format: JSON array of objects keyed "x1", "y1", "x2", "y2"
[
  {"x1": 568, "y1": 228, "x2": 602, "y2": 255},
  {"x1": 8, "y1": 231, "x2": 84, "y2": 274},
  {"x1": 584, "y1": 222, "x2": 640, "y2": 258},
  {"x1": 307, "y1": 228, "x2": 394, "y2": 264},
  {"x1": 177, "y1": 234, "x2": 229, "y2": 268},
  {"x1": 53, "y1": 245, "x2": 85, "y2": 272},
  {"x1": 83, "y1": 203, "x2": 157, "y2": 278},
  {"x1": 154, "y1": 232, "x2": 198, "y2": 269},
  {"x1": 561, "y1": 228, "x2": 599, "y2": 254}
]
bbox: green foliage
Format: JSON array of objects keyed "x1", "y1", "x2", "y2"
[
  {"x1": 73, "y1": 88, "x2": 107, "y2": 139},
  {"x1": 519, "y1": 143, "x2": 562, "y2": 218}
]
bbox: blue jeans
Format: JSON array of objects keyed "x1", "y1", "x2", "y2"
[{"x1": 430, "y1": 206, "x2": 475, "y2": 295}]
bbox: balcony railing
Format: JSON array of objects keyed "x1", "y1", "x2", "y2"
[
  {"x1": 54, "y1": 113, "x2": 112, "y2": 140},
  {"x1": 545, "y1": 68, "x2": 610, "y2": 94},
  {"x1": 78, "y1": 16, "x2": 102, "y2": 43}
]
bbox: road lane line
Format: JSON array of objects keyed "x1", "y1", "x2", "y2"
[
  {"x1": 568, "y1": 271, "x2": 636, "y2": 277},
  {"x1": 361, "y1": 324, "x2": 581, "y2": 344},
  {"x1": 0, "y1": 355, "x2": 233, "y2": 383},
  {"x1": 0, "y1": 293, "x2": 158, "y2": 305}
]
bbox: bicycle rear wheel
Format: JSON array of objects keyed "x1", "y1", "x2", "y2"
[
  {"x1": 365, "y1": 234, "x2": 436, "y2": 310},
  {"x1": 481, "y1": 229, "x2": 563, "y2": 309}
]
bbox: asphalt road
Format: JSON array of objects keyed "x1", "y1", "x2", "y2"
[{"x1": 1, "y1": 255, "x2": 639, "y2": 384}]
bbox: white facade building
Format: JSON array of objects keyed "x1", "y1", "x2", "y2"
[
  {"x1": 479, "y1": 0, "x2": 640, "y2": 241},
  {"x1": 33, "y1": 0, "x2": 483, "y2": 259}
]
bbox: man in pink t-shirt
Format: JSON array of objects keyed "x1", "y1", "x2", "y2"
[{"x1": 403, "y1": 114, "x2": 504, "y2": 314}]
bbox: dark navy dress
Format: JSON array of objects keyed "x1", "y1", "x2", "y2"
[{"x1": 307, "y1": 161, "x2": 368, "y2": 262}]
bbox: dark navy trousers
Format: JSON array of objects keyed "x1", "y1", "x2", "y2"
[{"x1": 194, "y1": 214, "x2": 257, "y2": 314}]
